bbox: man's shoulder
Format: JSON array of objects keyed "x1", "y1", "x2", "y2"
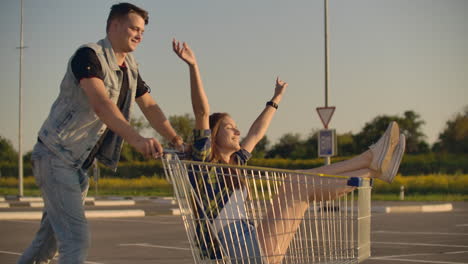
[{"x1": 79, "y1": 42, "x2": 103, "y2": 55}]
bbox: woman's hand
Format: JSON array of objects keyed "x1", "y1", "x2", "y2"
[
  {"x1": 272, "y1": 77, "x2": 288, "y2": 103},
  {"x1": 172, "y1": 38, "x2": 197, "y2": 66}
]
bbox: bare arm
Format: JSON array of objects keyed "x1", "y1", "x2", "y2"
[
  {"x1": 80, "y1": 77, "x2": 163, "y2": 158},
  {"x1": 136, "y1": 93, "x2": 184, "y2": 148},
  {"x1": 241, "y1": 78, "x2": 288, "y2": 153},
  {"x1": 173, "y1": 39, "x2": 210, "y2": 130}
]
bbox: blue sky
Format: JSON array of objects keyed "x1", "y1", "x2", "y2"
[{"x1": 0, "y1": 0, "x2": 467, "y2": 153}]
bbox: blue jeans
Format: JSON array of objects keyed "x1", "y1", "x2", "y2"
[
  {"x1": 18, "y1": 142, "x2": 90, "y2": 264},
  {"x1": 218, "y1": 220, "x2": 264, "y2": 264}
]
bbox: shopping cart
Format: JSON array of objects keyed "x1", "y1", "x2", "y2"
[{"x1": 162, "y1": 153, "x2": 371, "y2": 264}]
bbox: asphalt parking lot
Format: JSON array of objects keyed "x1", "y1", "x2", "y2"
[{"x1": 1, "y1": 201, "x2": 467, "y2": 264}]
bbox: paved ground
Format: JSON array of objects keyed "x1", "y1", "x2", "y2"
[{"x1": 1, "y1": 201, "x2": 467, "y2": 264}]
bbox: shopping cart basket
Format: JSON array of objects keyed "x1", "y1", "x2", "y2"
[{"x1": 162, "y1": 153, "x2": 371, "y2": 264}]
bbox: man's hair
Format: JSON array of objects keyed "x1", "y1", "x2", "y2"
[{"x1": 106, "y1": 2, "x2": 149, "y2": 33}]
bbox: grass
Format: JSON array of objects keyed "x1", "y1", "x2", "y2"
[{"x1": 1, "y1": 175, "x2": 467, "y2": 201}]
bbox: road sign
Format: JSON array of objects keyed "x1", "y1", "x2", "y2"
[
  {"x1": 316, "y1": 106, "x2": 336, "y2": 128},
  {"x1": 318, "y1": 129, "x2": 337, "y2": 157}
]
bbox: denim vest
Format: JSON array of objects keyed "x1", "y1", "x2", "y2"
[{"x1": 37, "y1": 37, "x2": 139, "y2": 171}]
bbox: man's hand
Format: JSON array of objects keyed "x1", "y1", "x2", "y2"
[
  {"x1": 130, "y1": 137, "x2": 163, "y2": 159},
  {"x1": 173, "y1": 38, "x2": 197, "y2": 66}
]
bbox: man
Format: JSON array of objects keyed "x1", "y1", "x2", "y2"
[{"x1": 18, "y1": 3, "x2": 183, "y2": 263}]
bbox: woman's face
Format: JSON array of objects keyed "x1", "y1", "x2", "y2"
[{"x1": 215, "y1": 116, "x2": 241, "y2": 152}]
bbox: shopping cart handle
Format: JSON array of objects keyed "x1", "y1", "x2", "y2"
[
  {"x1": 347, "y1": 177, "x2": 363, "y2": 187},
  {"x1": 162, "y1": 148, "x2": 189, "y2": 159}
]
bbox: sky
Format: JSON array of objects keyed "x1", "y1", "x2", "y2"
[{"x1": 0, "y1": 0, "x2": 467, "y2": 153}]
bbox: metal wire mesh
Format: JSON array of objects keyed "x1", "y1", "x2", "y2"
[{"x1": 162, "y1": 154, "x2": 371, "y2": 264}]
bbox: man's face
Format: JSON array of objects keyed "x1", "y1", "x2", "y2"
[{"x1": 111, "y1": 13, "x2": 145, "y2": 53}]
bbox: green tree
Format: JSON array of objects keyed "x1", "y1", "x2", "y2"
[
  {"x1": 399, "y1": 110, "x2": 428, "y2": 154},
  {"x1": 354, "y1": 110, "x2": 428, "y2": 154},
  {"x1": 165, "y1": 113, "x2": 195, "y2": 144},
  {"x1": 354, "y1": 115, "x2": 397, "y2": 153},
  {"x1": 433, "y1": 106, "x2": 468, "y2": 154},
  {"x1": 300, "y1": 130, "x2": 318, "y2": 159},
  {"x1": 120, "y1": 116, "x2": 149, "y2": 162},
  {"x1": 264, "y1": 130, "x2": 320, "y2": 159},
  {"x1": 23, "y1": 151, "x2": 33, "y2": 166},
  {"x1": 120, "y1": 114, "x2": 196, "y2": 161},
  {"x1": 250, "y1": 136, "x2": 270, "y2": 159},
  {"x1": 266, "y1": 133, "x2": 308, "y2": 159},
  {"x1": 0, "y1": 136, "x2": 17, "y2": 163},
  {"x1": 337, "y1": 132, "x2": 355, "y2": 156}
]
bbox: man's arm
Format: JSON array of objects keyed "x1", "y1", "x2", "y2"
[
  {"x1": 136, "y1": 93, "x2": 184, "y2": 148},
  {"x1": 80, "y1": 77, "x2": 163, "y2": 158},
  {"x1": 241, "y1": 77, "x2": 288, "y2": 153}
]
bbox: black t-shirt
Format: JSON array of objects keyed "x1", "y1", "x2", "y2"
[
  {"x1": 71, "y1": 47, "x2": 150, "y2": 169},
  {"x1": 71, "y1": 47, "x2": 151, "y2": 98}
]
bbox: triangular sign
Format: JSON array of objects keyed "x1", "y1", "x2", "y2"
[{"x1": 316, "y1": 107, "x2": 336, "y2": 128}]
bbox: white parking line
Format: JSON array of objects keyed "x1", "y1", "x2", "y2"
[
  {"x1": 1, "y1": 219, "x2": 38, "y2": 224},
  {"x1": 374, "y1": 230, "x2": 468, "y2": 236},
  {"x1": 456, "y1": 224, "x2": 468, "y2": 227},
  {"x1": 0, "y1": 250, "x2": 21, "y2": 256},
  {"x1": 373, "y1": 251, "x2": 468, "y2": 259},
  {"x1": 374, "y1": 241, "x2": 468, "y2": 248},
  {"x1": 374, "y1": 252, "x2": 440, "y2": 259},
  {"x1": 92, "y1": 218, "x2": 179, "y2": 225},
  {"x1": 0, "y1": 250, "x2": 104, "y2": 264},
  {"x1": 444, "y1": 251, "x2": 468, "y2": 255},
  {"x1": 120, "y1": 243, "x2": 190, "y2": 251},
  {"x1": 370, "y1": 257, "x2": 467, "y2": 264}
]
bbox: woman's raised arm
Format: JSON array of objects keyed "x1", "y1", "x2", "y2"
[
  {"x1": 173, "y1": 39, "x2": 210, "y2": 130},
  {"x1": 241, "y1": 77, "x2": 288, "y2": 153}
]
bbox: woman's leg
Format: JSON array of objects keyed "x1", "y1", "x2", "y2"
[
  {"x1": 300, "y1": 121, "x2": 400, "y2": 176},
  {"x1": 298, "y1": 151, "x2": 373, "y2": 175},
  {"x1": 256, "y1": 169, "x2": 374, "y2": 264}
]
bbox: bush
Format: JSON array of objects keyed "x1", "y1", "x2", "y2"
[
  {"x1": 372, "y1": 174, "x2": 468, "y2": 195},
  {"x1": 1, "y1": 154, "x2": 467, "y2": 179},
  {"x1": 0, "y1": 161, "x2": 33, "y2": 177},
  {"x1": 398, "y1": 153, "x2": 468, "y2": 175},
  {"x1": 98, "y1": 160, "x2": 165, "y2": 179},
  {"x1": 3, "y1": 174, "x2": 467, "y2": 197},
  {"x1": 248, "y1": 157, "x2": 347, "y2": 170}
]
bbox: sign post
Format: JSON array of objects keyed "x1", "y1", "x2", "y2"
[
  {"x1": 317, "y1": 0, "x2": 337, "y2": 165},
  {"x1": 316, "y1": 107, "x2": 335, "y2": 129},
  {"x1": 318, "y1": 129, "x2": 337, "y2": 157},
  {"x1": 317, "y1": 107, "x2": 336, "y2": 164}
]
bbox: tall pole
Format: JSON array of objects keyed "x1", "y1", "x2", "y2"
[
  {"x1": 18, "y1": 0, "x2": 24, "y2": 197},
  {"x1": 323, "y1": 0, "x2": 331, "y2": 165}
]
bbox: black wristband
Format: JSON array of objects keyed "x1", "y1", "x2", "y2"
[{"x1": 266, "y1": 101, "x2": 278, "y2": 109}]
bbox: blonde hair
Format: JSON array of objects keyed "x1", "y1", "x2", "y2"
[{"x1": 209, "y1": 112, "x2": 230, "y2": 163}]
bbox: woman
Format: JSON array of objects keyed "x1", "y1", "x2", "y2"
[{"x1": 173, "y1": 39, "x2": 405, "y2": 264}]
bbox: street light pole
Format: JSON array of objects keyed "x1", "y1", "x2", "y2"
[
  {"x1": 18, "y1": 0, "x2": 25, "y2": 197},
  {"x1": 323, "y1": 0, "x2": 331, "y2": 165}
]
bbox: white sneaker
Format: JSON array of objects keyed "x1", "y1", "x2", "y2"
[
  {"x1": 369, "y1": 121, "x2": 400, "y2": 173},
  {"x1": 378, "y1": 134, "x2": 406, "y2": 183}
]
